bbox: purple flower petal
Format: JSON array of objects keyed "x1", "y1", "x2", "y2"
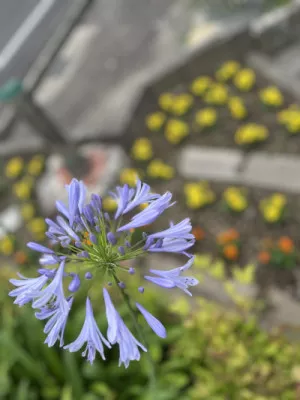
[
  {"x1": 144, "y1": 275, "x2": 175, "y2": 288},
  {"x1": 9, "y1": 274, "x2": 49, "y2": 306},
  {"x1": 27, "y1": 242, "x2": 54, "y2": 254},
  {"x1": 145, "y1": 257, "x2": 198, "y2": 296},
  {"x1": 147, "y1": 238, "x2": 195, "y2": 254},
  {"x1": 118, "y1": 192, "x2": 174, "y2": 232},
  {"x1": 147, "y1": 218, "x2": 194, "y2": 240},
  {"x1": 55, "y1": 201, "x2": 70, "y2": 220},
  {"x1": 32, "y1": 260, "x2": 67, "y2": 309},
  {"x1": 67, "y1": 179, "x2": 80, "y2": 227},
  {"x1": 136, "y1": 303, "x2": 166, "y2": 338},
  {"x1": 68, "y1": 274, "x2": 81, "y2": 292}
]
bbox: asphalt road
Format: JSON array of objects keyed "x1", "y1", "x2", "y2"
[{"x1": 0, "y1": 0, "x2": 73, "y2": 86}]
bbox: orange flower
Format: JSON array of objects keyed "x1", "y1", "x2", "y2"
[
  {"x1": 192, "y1": 226, "x2": 205, "y2": 241},
  {"x1": 14, "y1": 251, "x2": 28, "y2": 265},
  {"x1": 217, "y1": 228, "x2": 239, "y2": 244},
  {"x1": 278, "y1": 236, "x2": 294, "y2": 253},
  {"x1": 258, "y1": 251, "x2": 270, "y2": 265},
  {"x1": 223, "y1": 244, "x2": 239, "y2": 260}
]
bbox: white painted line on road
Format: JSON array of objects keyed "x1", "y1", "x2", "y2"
[{"x1": 0, "y1": 0, "x2": 56, "y2": 70}]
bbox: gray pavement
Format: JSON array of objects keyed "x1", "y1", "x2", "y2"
[
  {"x1": 35, "y1": 0, "x2": 178, "y2": 136},
  {"x1": 0, "y1": 0, "x2": 293, "y2": 153}
]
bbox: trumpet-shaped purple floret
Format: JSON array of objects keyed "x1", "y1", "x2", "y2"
[
  {"x1": 118, "y1": 192, "x2": 174, "y2": 232},
  {"x1": 144, "y1": 257, "x2": 198, "y2": 296},
  {"x1": 146, "y1": 237, "x2": 195, "y2": 254},
  {"x1": 64, "y1": 297, "x2": 110, "y2": 364},
  {"x1": 103, "y1": 288, "x2": 146, "y2": 368},
  {"x1": 9, "y1": 273, "x2": 49, "y2": 306},
  {"x1": 36, "y1": 297, "x2": 73, "y2": 347},
  {"x1": 147, "y1": 218, "x2": 194, "y2": 240},
  {"x1": 31, "y1": 260, "x2": 67, "y2": 309}
]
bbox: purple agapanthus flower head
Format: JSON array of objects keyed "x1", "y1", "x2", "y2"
[{"x1": 9, "y1": 178, "x2": 198, "y2": 366}]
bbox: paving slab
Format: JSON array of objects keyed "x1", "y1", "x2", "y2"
[
  {"x1": 0, "y1": 205, "x2": 22, "y2": 239},
  {"x1": 178, "y1": 146, "x2": 244, "y2": 182},
  {"x1": 0, "y1": 121, "x2": 43, "y2": 156},
  {"x1": 263, "y1": 287, "x2": 300, "y2": 330},
  {"x1": 241, "y1": 152, "x2": 300, "y2": 193}
]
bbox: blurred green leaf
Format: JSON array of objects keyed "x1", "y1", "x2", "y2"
[
  {"x1": 0, "y1": 362, "x2": 11, "y2": 396},
  {"x1": 63, "y1": 351, "x2": 83, "y2": 400},
  {"x1": 15, "y1": 380, "x2": 30, "y2": 400},
  {"x1": 61, "y1": 385, "x2": 72, "y2": 400},
  {"x1": 90, "y1": 382, "x2": 114, "y2": 399}
]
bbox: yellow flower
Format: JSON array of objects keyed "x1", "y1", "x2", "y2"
[
  {"x1": 260, "y1": 193, "x2": 286, "y2": 223},
  {"x1": 215, "y1": 60, "x2": 240, "y2": 82},
  {"x1": 195, "y1": 108, "x2": 217, "y2": 128},
  {"x1": 165, "y1": 119, "x2": 189, "y2": 144},
  {"x1": 21, "y1": 203, "x2": 35, "y2": 221},
  {"x1": 5, "y1": 156, "x2": 24, "y2": 179},
  {"x1": 234, "y1": 68, "x2": 256, "y2": 91},
  {"x1": 271, "y1": 193, "x2": 286, "y2": 207},
  {"x1": 260, "y1": 86, "x2": 283, "y2": 107},
  {"x1": 264, "y1": 205, "x2": 280, "y2": 223},
  {"x1": 277, "y1": 104, "x2": 300, "y2": 133},
  {"x1": 184, "y1": 182, "x2": 215, "y2": 209},
  {"x1": 13, "y1": 177, "x2": 34, "y2": 200},
  {"x1": 131, "y1": 138, "x2": 153, "y2": 161},
  {"x1": 27, "y1": 218, "x2": 46, "y2": 240},
  {"x1": 235, "y1": 124, "x2": 268, "y2": 145},
  {"x1": 190, "y1": 76, "x2": 212, "y2": 96},
  {"x1": 146, "y1": 112, "x2": 166, "y2": 131},
  {"x1": 0, "y1": 236, "x2": 14, "y2": 256},
  {"x1": 204, "y1": 83, "x2": 228, "y2": 105},
  {"x1": 102, "y1": 197, "x2": 117, "y2": 211},
  {"x1": 171, "y1": 94, "x2": 193, "y2": 116},
  {"x1": 286, "y1": 116, "x2": 300, "y2": 133},
  {"x1": 147, "y1": 159, "x2": 175, "y2": 180},
  {"x1": 230, "y1": 197, "x2": 247, "y2": 212},
  {"x1": 158, "y1": 93, "x2": 174, "y2": 111},
  {"x1": 228, "y1": 97, "x2": 247, "y2": 120},
  {"x1": 27, "y1": 154, "x2": 45, "y2": 176},
  {"x1": 120, "y1": 168, "x2": 140, "y2": 187},
  {"x1": 147, "y1": 159, "x2": 162, "y2": 178},
  {"x1": 223, "y1": 187, "x2": 247, "y2": 212}
]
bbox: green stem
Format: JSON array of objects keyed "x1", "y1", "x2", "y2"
[{"x1": 112, "y1": 272, "x2": 157, "y2": 392}]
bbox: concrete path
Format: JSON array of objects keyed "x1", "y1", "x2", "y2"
[
  {"x1": 178, "y1": 146, "x2": 300, "y2": 193},
  {"x1": 0, "y1": 0, "x2": 223, "y2": 153}
]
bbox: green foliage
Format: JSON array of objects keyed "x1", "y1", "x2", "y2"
[
  {"x1": 173, "y1": 297, "x2": 299, "y2": 399},
  {"x1": 0, "y1": 267, "x2": 300, "y2": 399}
]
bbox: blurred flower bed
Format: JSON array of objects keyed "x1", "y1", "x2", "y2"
[
  {"x1": 143, "y1": 60, "x2": 300, "y2": 153},
  {"x1": 0, "y1": 153, "x2": 47, "y2": 268},
  {"x1": 109, "y1": 59, "x2": 300, "y2": 298}
]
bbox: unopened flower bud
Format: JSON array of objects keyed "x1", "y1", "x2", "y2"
[
  {"x1": 68, "y1": 273, "x2": 81, "y2": 292},
  {"x1": 85, "y1": 272, "x2": 93, "y2": 279},
  {"x1": 107, "y1": 232, "x2": 117, "y2": 245}
]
